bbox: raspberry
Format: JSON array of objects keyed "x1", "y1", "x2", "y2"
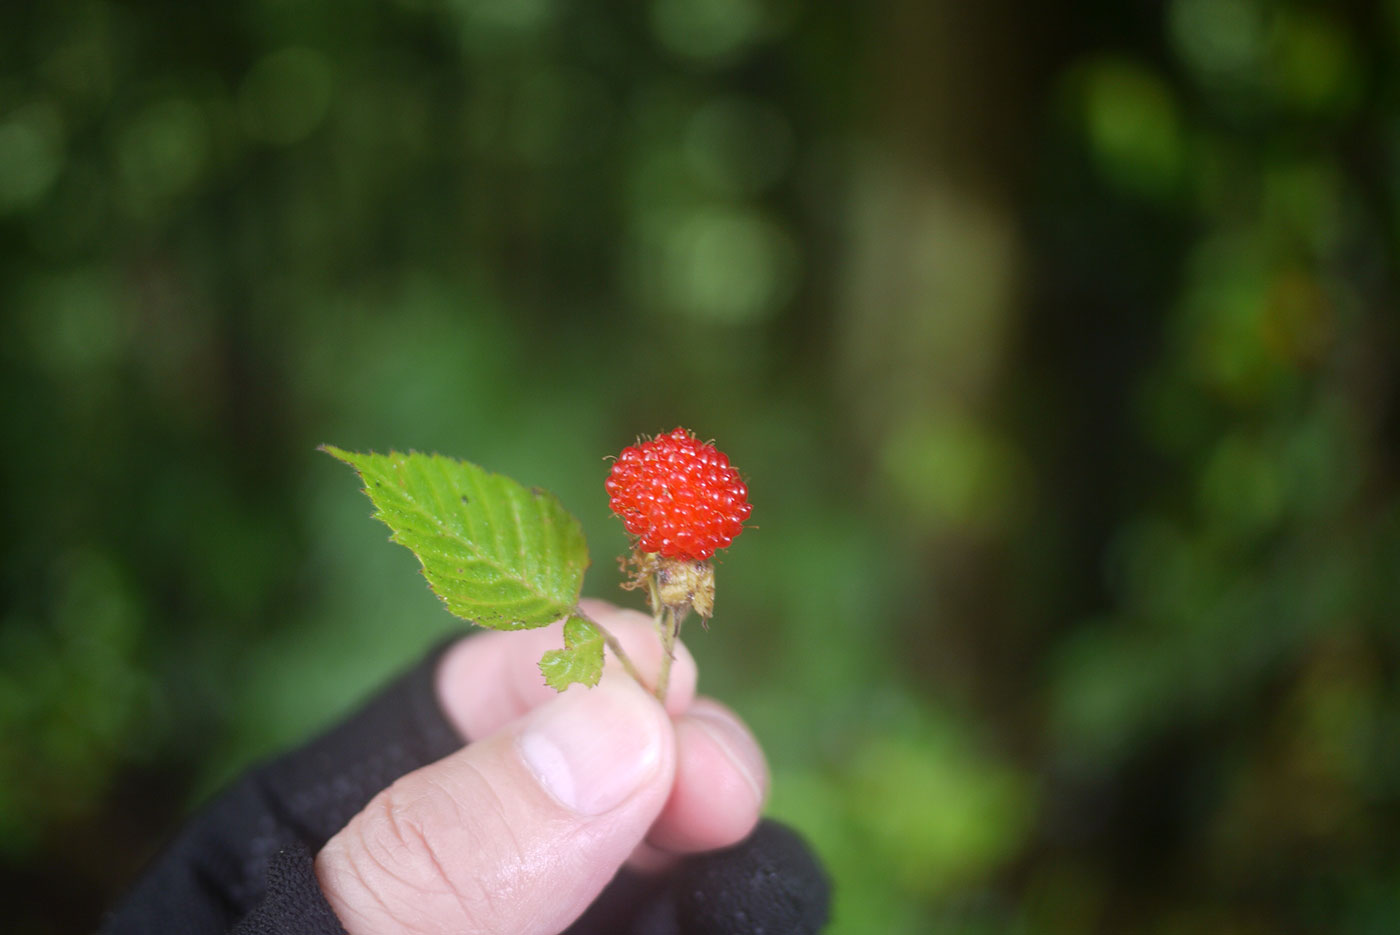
[{"x1": 605, "y1": 428, "x2": 752, "y2": 561}]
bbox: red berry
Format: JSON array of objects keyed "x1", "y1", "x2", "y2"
[{"x1": 606, "y1": 428, "x2": 752, "y2": 561}]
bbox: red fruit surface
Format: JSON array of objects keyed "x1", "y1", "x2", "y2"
[{"x1": 605, "y1": 428, "x2": 752, "y2": 561}]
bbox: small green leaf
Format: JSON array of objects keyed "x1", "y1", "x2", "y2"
[
  {"x1": 538, "y1": 615, "x2": 606, "y2": 690},
  {"x1": 323, "y1": 446, "x2": 590, "y2": 629}
]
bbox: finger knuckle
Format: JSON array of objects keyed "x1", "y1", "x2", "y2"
[
  {"x1": 336, "y1": 777, "x2": 489, "y2": 932},
  {"x1": 347, "y1": 766, "x2": 544, "y2": 934}
]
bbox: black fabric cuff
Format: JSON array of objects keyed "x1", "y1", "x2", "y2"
[
  {"x1": 230, "y1": 842, "x2": 348, "y2": 935},
  {"x1": 101, "y1": 633, "x2": 468, "y2": 935},
  {"x1": 564, "y1": 820, "x2": 832, "y2": 935}
]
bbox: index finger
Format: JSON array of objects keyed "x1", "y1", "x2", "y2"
[{"x1": 435, "y1": 598, "x2": 699, "y2": 742}]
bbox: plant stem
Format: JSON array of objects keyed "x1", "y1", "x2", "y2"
[
  {"x1": 646, "y1": 575, "x2": 664, "y2": 625},
  {"x1": 655, "y1": 605, "x2": 677, "y2": 703},
  {"x1": 572, "y1": 607, "x2": 646, "y2": 688},
  {"x1": 645, "y1": 573, "x2": 683, "y2": 704}
]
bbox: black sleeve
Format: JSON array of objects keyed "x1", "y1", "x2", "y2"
[
  {"x1": 566, "y1": 820, "x2": 831, "y2": 935},
  {"x1": 101, "y1": 639, "x2": 462, "y2": 935},
  {"x1": 100, "y1": 637, "x2": 830, "y2": 935}
]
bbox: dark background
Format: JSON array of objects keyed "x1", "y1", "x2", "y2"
[{"x1": 3, "y1": 1, "x2": 1399, "y2": 932}]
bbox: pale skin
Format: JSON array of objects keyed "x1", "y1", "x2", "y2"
[{"x1": 314, "y1": 599, "x2": 770, "y2": 935}]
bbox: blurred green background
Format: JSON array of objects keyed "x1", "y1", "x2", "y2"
[{"x1": 3, "y1": 0, "x2": 1399, "y2": 932}]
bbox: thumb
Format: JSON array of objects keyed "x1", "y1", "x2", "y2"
[{"x1": 314, "y1": 675, "x2": 675, "y2": 935}]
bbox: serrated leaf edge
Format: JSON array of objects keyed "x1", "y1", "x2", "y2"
[
  {"x1": 538, "y1": 614, "x2": 605, "y2": 690},
  {"x1": 321, "y1": 445, "x2": 590, "y2": 629}
]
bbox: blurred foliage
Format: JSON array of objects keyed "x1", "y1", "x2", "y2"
[{"x1": 2, "y1": 0, "x2": 1399, "y2": 932}]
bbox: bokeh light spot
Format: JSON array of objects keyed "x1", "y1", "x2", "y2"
[
  {"x1": 879, "y1": 414, "x2": 1027, "y2": 534},
  {"x1": 116, "y1": 97, "x2": 209, "y2": 210},
  {"x1": 1268, "y1": 8, "x2": 1359, "y2": 114},
  {"x1": 239, "y1": 48, "x2": 335, "y2": 145},
  {"x1": 651, "y1": 0, "x2": 779, "y2": 63},
  {"x1": 1169, "y1": 0, "x2": 1266, "y2": 83},
  {"x1": 630, "y1": 205, "x2": 800, "y2": 323},
  {"x1": 0, "y1": 103, "x2": 65, "y2": 214},
  {"x1": 685, "y1": 95, "x2": 793, "y2": 195},
  {"x1": 1075, "y1": 58, "x2": 1184, "y2": 197}
]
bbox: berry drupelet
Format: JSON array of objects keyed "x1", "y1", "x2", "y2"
[{"x1": 605, "y1": 428, "x2": 752, "y2": 562}]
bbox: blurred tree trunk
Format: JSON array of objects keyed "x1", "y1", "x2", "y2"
[{"x1": 836, "y1": 0, "x2": 1038, "y2": 715}]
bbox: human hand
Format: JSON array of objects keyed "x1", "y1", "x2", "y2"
[
  {"x1": 314, "y1": 599, "x2": 785, "y2": 935},
  {"x1": 102, "y1": 599, "x2": 828, "y2": 935}
]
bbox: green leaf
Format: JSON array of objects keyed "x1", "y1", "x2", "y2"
[
  {"x1": 538, "y1": 615, "x2": 605, "y2": 690},
  {"x1": 322, "y1": 446, "x2": 590, "y2": 629}
]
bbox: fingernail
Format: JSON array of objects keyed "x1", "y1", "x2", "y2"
[
  {"x1": 517, "y1": 682, "x2": 663, "y2": 815},
  {"x1": 688, "y1": 701, "x2": 767, "y2": 805}
]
